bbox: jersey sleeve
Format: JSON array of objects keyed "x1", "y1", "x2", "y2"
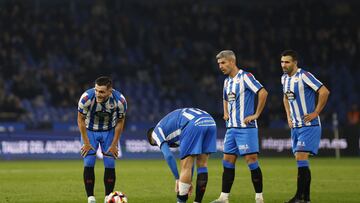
[
  {"x1": 160, "y1": 142, "x2": 179, "y2": 179},
  {"x1": 281, "y1": 74, "x2": 285, "y2": 86},
  {"x1": 244, "y1": 72, "x2": 263, "y2": 93},
  {"x1": 223, "y1": 79, "x2": 228, "y2": 101},
  {"x1": 151, "y1": 126, "x2": 166, "y2": 147},
  {"x1": 281, "y1": 75, "x2": 286, "y2": 94},
  {"x1": 117, "y1": 94, "x2": 127, "y2": 119},
  {"x1": 301, "y1": 71, "x2": 323, "y2": 91},
  {"x1": 78, "y1": 92, "x2": 91, "y2": 115}
]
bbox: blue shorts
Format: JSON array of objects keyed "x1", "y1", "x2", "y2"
[
  {"x1": 179, "y1": 121, "x2": 217, "y2": 159},
  {"x1": 291, "y1": 125, "x2": 321, "y2": 155},
  {"x1": 223, "y1": 128, "x2": 259, "y2": 156},
  {"x1": 81, "y1": 128, "x2": 115, "y2": 157}
]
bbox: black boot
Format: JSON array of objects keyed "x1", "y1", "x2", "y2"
[{"x1": 284, "y1": 197, "x2": 303, "y2": 203}]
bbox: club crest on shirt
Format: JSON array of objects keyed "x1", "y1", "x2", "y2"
[
  {"x1": 227, "y1": 92, "x2": 236, "y2": 102},
  {"x1": 293, "y1": 77, "x2": 299, "y2": 82},
  {"x1": 106, "y1": 101, "x2": 116, "y2": 110}
]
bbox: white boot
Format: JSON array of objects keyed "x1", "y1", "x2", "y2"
[
  {"x1": 255, "y1": 193, "x2": 264, "y2": 203},
  {"x1": 88, "y1": 196, "x2": 96, "y2": 203}
]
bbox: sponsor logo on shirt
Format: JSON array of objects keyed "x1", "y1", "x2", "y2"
[
  {"x1": 228, "y1": 92, "x2": 236, "y2": 102},
  {"x1": 286, "y1": 90, "x2": 296, "y2": 101}
]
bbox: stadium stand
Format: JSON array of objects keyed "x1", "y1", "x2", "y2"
[{"x1": 0, "y1": 0, "x2": 359, "y2": 129}]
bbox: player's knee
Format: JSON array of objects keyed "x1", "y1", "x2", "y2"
[
  {"x1": 103, "y1": 157, "x2": 115, "y2": 168},
  {"x1": 245, "y1": 154, "x2": 258, "y2": 164},
  {"x1": 223, "y1": 154, "x2": 237, "y2": 164},
  {"x1": 196, "y1": 154, "x2": 209, "y2": 167},
  {"x1": 295, "y1": 152, "x2": 309, "y2": 160},
  {"x1": 84, "y1": 156, "x2": 96, "y2": 167}
]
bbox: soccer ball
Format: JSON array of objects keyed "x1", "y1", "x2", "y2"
[{"x1": 106, "y1": 191, "x2": 128, "y2": 203}]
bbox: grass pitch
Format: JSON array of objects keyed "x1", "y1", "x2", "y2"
[{"x1": 0, "y1": 158, "x2": 359, "y2": 203}]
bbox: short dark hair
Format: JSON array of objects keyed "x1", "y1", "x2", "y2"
[
  {"x1": 281, "y1": 50, "x2": 298, "y2": 61},
  {"x1": 146, "y1": 127, "x2": 157, "y2": 146},
  {"x1": 95, "y1": 76, "x2": 112, "y2": 88}
]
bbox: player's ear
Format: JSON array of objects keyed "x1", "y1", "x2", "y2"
[{"x1": 146, "y1": 127, "x2": 156, "y2": 146}]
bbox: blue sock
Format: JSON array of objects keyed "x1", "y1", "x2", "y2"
[
  {"x1": 297, "y1": 160, "x2": 309, "y2": 168},
  {"x1": 197, "y1": 167, "x2": 208, "y2": 174},
  {"x1": 222, "y1": 160, "x2": 235, "y2": 169},
  {"x1": 248, "y1": 161, "x2": 259, "y2": 170}
]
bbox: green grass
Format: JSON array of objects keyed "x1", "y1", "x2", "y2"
[{"x1": 0, "y1": 158, "x2": 359, "y2": 203}]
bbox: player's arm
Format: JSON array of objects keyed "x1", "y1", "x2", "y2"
[
  {"x1": 223, "y1": 99, "x2": 229, "y2": 121},
  {"x1": 77, "y1": 112, "x2": 94, "y2": 157},
  {"x1": 283, "y1": 94, "x2": 293, "y2": 128},
  {"x1": 304, "y1": 86, "x2": 330, "y2": 123},
  {"x1": 244, "y1": 88, "x2": 268, "y2": 124},
  {"x1": 160, "y1": 142, "x2": 179, "y2": 180},
  {"x1": 107, "y1": 118, "x2": 125, "y2": 158}
]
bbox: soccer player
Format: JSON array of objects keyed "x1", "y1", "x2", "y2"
[
  {"x1": 77, "y1": 76, "x2": 127, "y2": 203},
  {"x1": 280, "y1": 50, "x2": 330, "y2": 203},
  {"x1": 211, "y1": 50, "x2": 268, "y2": 203},
  {"x1": 146, "y1": 108, "x2": 217, "y2": 203}
]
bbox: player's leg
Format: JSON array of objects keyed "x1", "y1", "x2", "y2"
[
  {"x1": 82, "y1": 130, "x2": 99, "y2": 202},
  {"x1": 296, "y1": 126, "x2": 321, "y2": 203},
  {"x1": 285, "y1": 126, "x2": 321, "y2": 203},
  {"x1": 242, "y1": 128, "x2": 263, "y2": 203},
  {"x1": 194, "y1": 125, "x2": 217, "y2": 203},
  {"x1": 178, "y1": 155, "x2": 196, "y2": 203},
  {"x1": 295, "y1": 152, "x2": 309, "y2": 200},
  {"x1": 285, "y1": 128, "x2": 303, "y2": 203},
  {"x1": 211, "y1": 128, "x2": 238, "y2": 203},
  {"x1": 101, "y1": 129, "x2": 117, "y2": 198},
  {"x1": 194, "y1": 154, "x2": 210, "y2": 203},
  {"x1": 244, "y1": 153, "x2": 263, "y2": 203}
]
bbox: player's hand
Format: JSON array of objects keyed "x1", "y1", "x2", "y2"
[
  {"x1": 175, "y1": 179, "x2": 179, "y2": 193},
  {"x1": 223, "y1": 113, "x2": 229, "y2": 121},
  {"x1": 287, "y1": 118, "x2": 293, "y2": 128},
  {"x1": 244, "y1": 114, "x2": 258, "y2": 125},
  {"x1": 80, "y1": 143, "x2": 95, "y2": 157},
  {"x1": 303, "y1": 112, "x2": 319, "y2": 123},
  {"x1": 106, "y1": 144, "x2": 119, "y2": 159}
]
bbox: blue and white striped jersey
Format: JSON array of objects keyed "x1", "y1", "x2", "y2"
[
  {"x1": 281, "y1": 68, "x2": 323, "y2": 127},
  {"x1": 223, "y1": 69, "x2": 263, "y2": 128},
  {"x1": 151, "y1": 108, "x2": 216, "y2": 147},
  {"x1": 78, "y1": 88, "x2": 127, "y2": 131}
]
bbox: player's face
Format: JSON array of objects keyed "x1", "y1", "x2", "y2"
[
  {"x1": 281, "y1": 56, "x2": 297, "y2": 75},
  {"x1": 217, "y1": 58, "x2": 234, "y2": 75},
  {"x1": 94, "y1": 84, "x2": 112, "y2": 103}
]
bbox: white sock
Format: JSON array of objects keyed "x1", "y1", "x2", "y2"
[
  {"x1": 255, "y1": 193, "x2": 263, "y2": 199},
  {"x1": 179, "y1": 181, "x2": 191, "y2": 195},
  {"x1": 219, "y1": 192, "x2": 229, "y2": 200}
]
